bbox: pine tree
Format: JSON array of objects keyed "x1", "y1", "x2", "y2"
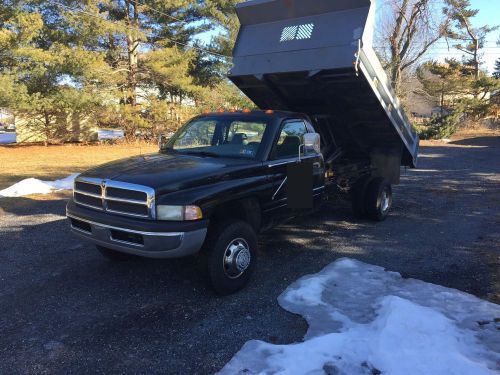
[
  {"x1": 493, "y1": 59, "x2": 500, "y2": 79},
  {"x1": 417, "y1": 58, "x2": 500, "y2": 120},
  {"x1": 444, "y1": 0, "x2": 498, "y2": 80},
  {"x1": 417, "y1": 59, "x2": 468, "y2": 114},
  {"x1": 0, "y1": 0, "x2": 251, "y2": 142}
]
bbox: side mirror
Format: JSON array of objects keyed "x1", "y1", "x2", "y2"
[{"x1": 304, "y1": 133, "x2": 321, "y2": 154}]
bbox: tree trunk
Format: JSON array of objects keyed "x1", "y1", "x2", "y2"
[
  {"x1": 44, "y1": 111, "x2": 50, "y2": 147},
  {"x1": 390, "y1": 63, "x2": 402, "y2": 94},
  {"x1": 440, "y1": 90, "x2": 444, "y2": 115},
  {"x1": 125, "y1": 0, "x2": 139, "y2": 106},
  {"x1": 385, "y1": 0, "x2": 443, "y2": 97},
  {"x1": 473, "y1": 38, "x2": 479, "y2": 80}
]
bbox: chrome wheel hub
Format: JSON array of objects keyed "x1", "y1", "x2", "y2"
[
  {"x1": 381, "y1": 190, "x2": 390, "y2": 212},
  {"x1": 223, "y1": 238, "x2": 251, "y2": 279}
]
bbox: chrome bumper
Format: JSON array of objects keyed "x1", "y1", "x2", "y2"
[{"x1": 67, "y1": 214, "x2": 207, "y2": 259}]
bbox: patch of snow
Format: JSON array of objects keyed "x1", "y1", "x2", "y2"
[
  {"x1": 98, "y1": 129, "x2": 124, "y2": 140},
  {"x1": 0, "y1": 132, "x2": 16, "y2": 144},
  {"x1": 0, "y1": 174, "x2": 79, "y2": 197},
  {"x1": 219, "y1": 258, "x2": 500, "y2": 375}
]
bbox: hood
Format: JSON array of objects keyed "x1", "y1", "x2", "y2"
[{"x1": 82, "y1": 153, "x2": 259, "y2": 194}]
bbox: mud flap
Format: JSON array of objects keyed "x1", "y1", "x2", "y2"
[{"x1": 286, "y1": 162, "x2": 313, "y2": 209}]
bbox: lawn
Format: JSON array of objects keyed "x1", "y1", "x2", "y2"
[{"x1": 0, "y1": 142, "x2": 157, "y2": 190}]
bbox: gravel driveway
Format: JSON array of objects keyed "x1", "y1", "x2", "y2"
[{"x1": 1, "y1": 134, "x2": 499, "y2": 374}]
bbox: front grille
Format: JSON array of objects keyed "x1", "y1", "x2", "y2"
[
  {"x1": 75, "y1": 181, "x2": 101, "y2": 195},
  {"x1": 106, "y1": 187, "x2": 147, "y2": 201},
  {"x1": 73, "y1": 177, "x2": 155, "y2": 219},
  {"x1": 106, "y1": 200, "x2": 149, "y2": 216},
  {"x1": 74, "y1": 192, "x2": 102, "y2": 209}
]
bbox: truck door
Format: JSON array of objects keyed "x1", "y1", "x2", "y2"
[{"x1": 265, "y1": 119, "x2": 324, "y2": 219}]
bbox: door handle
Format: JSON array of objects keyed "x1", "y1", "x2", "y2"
[{"x1": 313, "y1": 162, "x2": 321, "y2": 169}]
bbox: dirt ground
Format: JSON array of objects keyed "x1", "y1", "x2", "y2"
[{"x1": 0, "y1": 132, "x2": 499, "y2": 374}]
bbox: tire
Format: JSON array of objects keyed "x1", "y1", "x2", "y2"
[
  {"x1": 96, "y1": 245, "x2": 139, "y2": 261},
  {"x1": 350, "y1": 176, "x2": 371, "y2": 219},
  {"x1": 365, "y1": 177, "x2": 392, "y2": 221},
  {"x1": 204, "y1": 220, "x2": 257, "y2": 295}
]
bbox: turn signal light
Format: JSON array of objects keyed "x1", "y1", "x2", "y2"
[
  {"x1": 265, "y1": 109, "x2": 274, "y2": 114},
  {"x1": 184, "y1": 206, "x2": 203, "y2": 221},
  {"x1": 242, "y1": 108, "x2": 251, "y2": 113}
]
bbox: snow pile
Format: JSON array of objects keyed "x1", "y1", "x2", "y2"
[
  {"x1": 97, "y1": 129, "x2": 124, "y2": 140},
  {"x1": 0, "y1": 174, "x2": 79, "y2": 197},
  {"x1": 220, "y1": 259, "x2": 500, "y2": 375}
]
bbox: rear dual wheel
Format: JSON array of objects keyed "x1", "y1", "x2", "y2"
[{"x1": 351, "y1": 177, "x2": 392, "y2": 221}]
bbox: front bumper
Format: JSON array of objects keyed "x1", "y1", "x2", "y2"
[{"x1": 66, "y1": 200, "x2": 208, "y2": 259}]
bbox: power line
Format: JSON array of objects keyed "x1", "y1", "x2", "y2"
[
  {"x1": 373, "y1": 45, "x2": 499, "y2": 50},
  {"x1": 52, "y1": 1, "x2": 232, "y2": 60},
  {"x1": 373, "y1": 46, "x2": 499, "y2": 51}
]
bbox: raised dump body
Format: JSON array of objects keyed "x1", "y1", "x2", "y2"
[{"x1": 229, "y1": 0, "x2": 419, "y2": 168}]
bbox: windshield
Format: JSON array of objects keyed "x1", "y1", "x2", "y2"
[{"x1": 165, "y1": 117, "x2": 269, "y2": 159}]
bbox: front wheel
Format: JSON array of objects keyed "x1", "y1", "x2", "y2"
[
  {"x1": 365, "y1": 177, "x2": 392, "y2": 221},
  {"x1": 204, "y1": 220, "x2": 257, "y2": 295}
]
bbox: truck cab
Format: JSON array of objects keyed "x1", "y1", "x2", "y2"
[{"x1": 67, "y1": 111, "x2": 326, "y2": 294}]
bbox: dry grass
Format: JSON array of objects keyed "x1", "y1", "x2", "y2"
[
  {"x1": 0, "y1": 142, "x2": 157, "y2": 190},
  {"x1": 451, "y1": 128, "x2": 500, "y2": 139}
]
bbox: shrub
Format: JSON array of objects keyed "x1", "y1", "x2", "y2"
[{"x1": 415, "y1": 112, "x2": 461, "y2": 140}]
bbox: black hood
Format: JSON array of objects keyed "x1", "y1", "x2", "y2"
[{"x1": 82, "y1": 153, "x2": 259, "y2": 194}]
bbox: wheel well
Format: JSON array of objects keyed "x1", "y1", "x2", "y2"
[{"x1": 208, "y1": 198, "x2": 262, "y2": 233}]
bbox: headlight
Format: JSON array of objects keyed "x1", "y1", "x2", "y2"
[{"x1": 156, "y1": 205, "x2": 203, "y2": 221}]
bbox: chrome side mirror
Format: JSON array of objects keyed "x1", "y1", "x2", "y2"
[
  {"x1": 304, "y1": 133, "x2": 321, "y2": 153},
  {"x1": 298, "y1": 133, "x2": 321, "y2": 162}
]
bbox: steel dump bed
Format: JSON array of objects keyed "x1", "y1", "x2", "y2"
[{"x1": 229, "y1": 0, "x2": 419, "y2": 168}]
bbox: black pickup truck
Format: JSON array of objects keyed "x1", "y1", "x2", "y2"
[{"x1": 66, "y1": 0, "x2": 419, "y2": 294}]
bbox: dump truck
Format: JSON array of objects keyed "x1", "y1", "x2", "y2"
[{"x1": 66, "y1": 0, "x2": 419, "y2": 294}]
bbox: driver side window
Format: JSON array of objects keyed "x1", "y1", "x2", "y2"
[{"x1": 272, "y1": 121, "x2": 307, "y2": 159}]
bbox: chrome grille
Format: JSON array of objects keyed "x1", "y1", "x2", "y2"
[{"x1": 73, "y1": 177, "x2": 155, "y2": 219}]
